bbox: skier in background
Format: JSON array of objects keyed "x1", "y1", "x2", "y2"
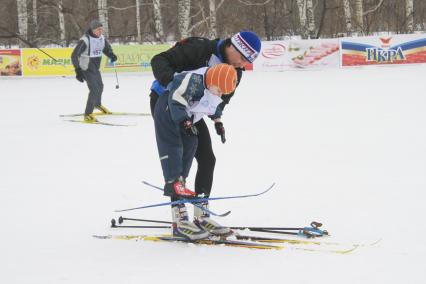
[
  {"x1": 149, "y1": 31, "x2": 261, "y2": 234},
  {"x1": 154, "y1": 64, "x2": 237, "y2": 240},
  {"x1": 71, "y1": 19, "x2": 117, "y2": 122}
]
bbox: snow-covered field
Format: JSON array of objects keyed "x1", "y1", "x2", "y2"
[{"x1": 1, "y1": 66, "x2": 426, "y2": 284}]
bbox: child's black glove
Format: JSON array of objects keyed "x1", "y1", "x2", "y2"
[
  {"x1": 215, "y1": 122, "x2": 226, "y2": 143},
  {"x1": 180, "y1": 118, "x2": 198, "y2": 136}
]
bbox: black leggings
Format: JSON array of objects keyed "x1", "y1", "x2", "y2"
[{"x1": 150, "y1": 92, "x2": 216, "y2": 197}]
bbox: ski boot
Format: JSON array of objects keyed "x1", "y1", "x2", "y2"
[
  {"x1": 171, "y1": 204, "x2": 209, "y2": 240},
  {"x1": 193, "y1": 201, "x2": 231, "y2": 236},
  {"x1": 96, "y1": 105, "x2": 112, "y2": 114},
  {"x1": 163, "y1": 177, "x2": 196, "y2": 198},
  {"x1": 84, "y1": 114, "x2": 98, "y2": 123}
]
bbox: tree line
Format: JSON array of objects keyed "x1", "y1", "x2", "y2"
[{"x1": 0, "y1": 0, "x2": 424, "y2": 48}]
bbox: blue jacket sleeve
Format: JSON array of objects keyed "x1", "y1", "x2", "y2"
[{"x1": 167, "y1": 73, "x2": 192, "y2": 124}]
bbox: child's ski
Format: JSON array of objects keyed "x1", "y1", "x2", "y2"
[{"x1": 114, "y1": 182, "x2": 275, "y2": 213}]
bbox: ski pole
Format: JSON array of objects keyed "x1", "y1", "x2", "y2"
[
  {"x1": 117, "y1": 216, "x2": 325, "y2": 234},
  {"x1": 111, "y1": 219, "x2": 169, "y2": 229},
  {"x1": 114, "y1": 68, "x2": 120, "y2": 89},
  {"x1": 118, "y1": 216, "x2": 300, "y2": 229},
  {"x1": 112, "y1": 224, "x2": 170, "y2": 229},
  {"x1": 114, "y1": 67, "x2": 120, "y2": 89},
  {"x1": 118, "y1": 216, "x2": 172, "y2": 225},
  {"x1": 111, "y1": 223, "x2": 319, "y2": 238},
  {"x1": 231, "y1": 226, "x2": 306, "y2": 231},
  {"x1": 248, "y1": 228, "x2": 328, "y2": 238}
]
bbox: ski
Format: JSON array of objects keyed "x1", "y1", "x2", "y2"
[
  {"x1": 234, "y1": 234, "x2": 359, "y2": 254},
  {"x1": 60, "y1": 111, "x2": 151, "y2": 117},
  {"x1": 92, "y1": 234, "x2": 282, "y2": 250},
  {"x1": 64, "y1": 119, "x2": 134, "y2": 127},
  {"x1": 92, "y1": 234, "x2": 359, "y2": 254},
  {"x1": 114, "y1": 182, "x2": 276, "y2": 213}
]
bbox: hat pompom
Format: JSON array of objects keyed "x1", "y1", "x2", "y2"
[{"x1": 205, "y1": 64, "x2": 237, "y2": 95}]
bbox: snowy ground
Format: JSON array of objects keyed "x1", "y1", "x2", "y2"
[{"x1": 1, "y1": 66, "x2": 426, "y2": 284}]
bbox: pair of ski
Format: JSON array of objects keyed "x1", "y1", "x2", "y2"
[
  {"x1": 60, "y1": 111, "x2": 151, "y2": 126},
  {"x1": 96, "y1": 217, "x2": 355, "y2": 253},
  {"x1": 93, "y1": 234, "x2": 284, "y2": 250}
]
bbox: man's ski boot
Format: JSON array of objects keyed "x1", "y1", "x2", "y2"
[
  {"x1": 164, "y1": 177, "x2": 196, "y2": 198},
  {"x1": 96, "y1": 105, "x2": 112, "y2": 114},
  {"x1": 193, "y1": 201, "x2": 231, "y2": 236},
  {"x1": 84, "y1": 114, "x2": 98, "y2": 123},
  {"x1": 171, "y1": 204, "x2": 209, "y2": 240}
]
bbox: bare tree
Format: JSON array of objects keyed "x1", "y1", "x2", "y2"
[
  {"x1": 136, "y1": 0, "x2": 141, "y2": 42},
  {"x1": 58, "y1": 0, "x2": 66, "y2": 46},
  {"x1": 306, "y1": 0, "x2": 315, "y2": 38},
  {"x1": 98, "y1": 0, "x2": 109, "y2": 37},
  {"x1": 296, "y1": 0, "x2": 316, "y2": 38},
  {"x1": 32, "y1": 0, "x2": 38, "y2": 36},
  {"x1": 4, "y1": 0, "x2": 426, "y2": 47},
  {"x1": 342, "y1": 0, "x2": 353, "y2": 35},
  {"x1": 363, "y1": 0, "x2": 385, "y2": 34},
  {"x1": 354, "y1": 0, "x2": 364, "y2": 34},
  {"x1": 406, "y1": 0, "x2": 414, "y2": 33},
  {"x1": 208, "y1": 0, "x2": 217, "y2": 38},
  {"x1": 153, "y1": 0, "x2": 165, "y2": 42},
  {"x1": 296, "y1": 0, "x2": 308, "y2": 38},
  {"x1": 178, "y1": 0, "x2": 191, "y2": 38},
  {"x1": 17, "y1": 0, "x2": 28, "y2": 39}
]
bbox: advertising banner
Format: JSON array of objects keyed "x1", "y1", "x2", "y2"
[
  {"x1": 0, "y1": 49, "x2": 22, "y2": 76},
  {"x1": 254, "y1": 39, "x2": 340, "y2": 71},
  {"x1": 21, "y1": 48, "x2": 74, "y2": 76},
  {"x1": 20, "y1": 44, "x2": 171, "y2": 76},
  {"x1": 101, "y1": 44, "x2": 170, "y2": 73},
  {"x1": 341, "y1": 34, "x2": 426, "y2": 67}
]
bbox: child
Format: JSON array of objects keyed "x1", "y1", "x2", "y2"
[{"x1": 153, "y1": 63, "x2": 237, "y2": 240}]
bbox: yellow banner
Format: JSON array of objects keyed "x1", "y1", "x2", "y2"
[
  {"x1": 21, "y1": 48, "x2": 74, "y2": 76},
  {"x1": 19, "y1": 44, "x2": 171, "y2": 76}
]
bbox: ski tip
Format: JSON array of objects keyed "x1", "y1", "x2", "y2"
[{"x1": 260, "y1": 182, "x2": 276, "y2": 194}]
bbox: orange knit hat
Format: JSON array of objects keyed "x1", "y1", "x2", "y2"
[{"x1": 205, "y1": 64, "x2": 237, "y2": 95}]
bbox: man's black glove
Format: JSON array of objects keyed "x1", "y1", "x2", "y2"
[
  {"x1": 75, "y1": 68, "x2": 85, "y2": 83},
  {"x1": 180, "y1": 118, "x2": 198, "y2": 136},
  {"x1": 110, "y1": 53, "x2": 118, "y2": 62},
  {"x1": 215, "y1": 122, "x2": 226, "y2": 143}
]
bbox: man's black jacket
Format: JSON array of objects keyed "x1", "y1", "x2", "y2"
[{"x1": 150, "y1": 37, "x2": 243, "y2": 108}]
